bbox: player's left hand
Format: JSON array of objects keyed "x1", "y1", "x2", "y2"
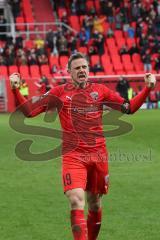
[
  {"x1": 9, "y1": 72, "x2": 21, "y2": 89},
  {"x1": 144, "y1": 73, "x2": 156, "y2": 89}
]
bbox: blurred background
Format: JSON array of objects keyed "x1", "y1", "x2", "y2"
[
  {"x1": 0, "y1": 1, "x2": 160, "y2": 240},
  {"x1": 0, "y1": 0, "x2": 159, "y2": 112}
]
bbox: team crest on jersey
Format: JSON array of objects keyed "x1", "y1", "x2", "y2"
[{"x1": 90, "y1": 91, "x2": 99, "y2": 100}]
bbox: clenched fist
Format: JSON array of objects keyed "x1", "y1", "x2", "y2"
[
  {"x1": 144, "y1": 73, "x2": 156, "y2": 89},
  {"x1": 9, "y1": 73, "x2": 21, "y2": 89}
]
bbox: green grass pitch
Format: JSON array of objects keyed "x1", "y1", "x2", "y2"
[{"x1": 0, "y1": 110, "x2": 160, "y2": 240}]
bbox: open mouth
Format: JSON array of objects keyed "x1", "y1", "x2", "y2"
[{"x1": 78, "y1": 74, "x2": 86, "y2": 79}]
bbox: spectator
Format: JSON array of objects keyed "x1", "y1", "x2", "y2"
[
  {"x1": 38, "y1": 53, "x2": 48, "y2": 65},
  {"x1": 102, "y1": 1, "x2": 115, "y2": 25},
  {"x1": 154, "y1": 54, "x2": 160, "y2": 72},
  {"x1": 15, "y1": 33, "x2": 23, "y2": 49},
  {"x1": 68, "y1": 35, "x2": 77, "y2": 53},
  {"x1": 127, "y1": 25, "x2": 135, "y2": 38},
  {"x1": 119, "y1": 45, "x2": 129, "y2": 55},
  {"x1": 51, "y1": 64, "x2": 59, "y2": 74},
  {"x1": 0, "y1": 54, "x2": 6, "y2": 65},
  {"x1": 106, "y1": 27, "x2": 114, "y2": 38},
  {"x1": 82, "y1": 15, "x2": 93, "y2": 39},
  {"x1": 93, "y1": 16, "x2": 106, "y2": 34},
  {"x1": 52, "y1": 35, "x2": 58, "y2": 56},
  {"x1": 34, "y1": 35, "x2": 45, "y2": 49},
  {"x1": 91, "y1": 61, "x2": 104, "y2": 73},
  {"x1": 131, "y1": 2, "x2": 140, "y2": 21},
  {"x1": 5, "y1": 44, "x2": 15, "y2": 66},
  {"x1": 61, "y1": 11, "x2": 70, "y2": 27},
  {"x1": 28, "y1": 49, "x2": 37, "y2": 65},
  {"x1": 77, "y1": 0, "x2": 86, "y2": 15},
  {"x1": 88, "y1": 45, "x2": 98, "y2": 56},
  {"x1": 16, "y1": 48, "x2": 27, "y2": 66},
  {"x1": 128, "y1": 86, "x2": 134, "y2": 100},
  {"x1": 115, "y1": 9, "x2": 123, "y2": 30},
  {"x1": 147, "y1": 89, "x2": 157, "y2": 109},
  {"x1": 19, "y1": 79, "x2": 29, "y2": 99},
  {"x1": 35, "y1": 75, "x2": 51, "y2": 94},
  {"x1": 58, "y1": 35, "x2": 68, "y2": 56},
  {"x1": 79, "y1": 27, "x2": 90, "y2": 46},
  {"x1": 128, "y1": 43, "x2": 139, "y2": 56},
  {"x1": 46, "y1": 29, "x2": 54, "y2": 50},
  {"x1": 71, "y1": 0, "x2": 78, "y2": 15},
  {"x1": 116, "y1": 76, "x2": 130, "y2": 100},
  {"x1": 142, "y1": 50, "x2": 152, "y2": 72},
  {"x1": 93, "y1": 33, "x2": 105, "y2": 56}
]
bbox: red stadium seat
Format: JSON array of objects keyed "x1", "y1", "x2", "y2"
[
  {"x1": 108, "y1": 46, "x2": 119, "y2": 56},
  {"x1": 90, "y1": 55, "x2": 100, "y2": 66},
  {"x1": 95, "y1": 71, "x2": 105, "y2": 76},
  {"x1": 106, "y1": 38, "x2": 116, "y2": 49},
  {"x1": 8, "y1": 66, "x2": 18, "y2": 75},
  {"x1": 126, "y1": 38, "x2": 136, "y2": 48},
  {"x1": 16, "y1": 17, "x2": 25, "y2": 31},
  {"x1": 49, "y1": 55, "x2": 59, "y2": 67},
  {"x1": 78, "y1": 46, "x2": 88, "y2": 55},
  {"x1": 86, "y1": 0, "x2": 95, "y2": 11},
  {"x1": 121, "y1": 54, "x2": 134, "y2": 71},
  {"x1": 25, "y1": 16, "x2": 34, "y2": 31},
  {"x1": 24, "y1": 40, "x2": 35, "y2": 49},
  {"x1": 69, "y1": 16, "x2": 80, "y2": 32},
  {"x1": 19, "y1": 65, "x2": 30, "y2": 78},
  {"x1": 116, "y1": 37, "x2": 126, "y2": 49},
  {"x1": 101, "y1": 54, "x2": 112, "y2": 66},
  {"x1": 102, "y1": 22, "x2": 110, "y2": 33},
  {"x1": 58, "y1": 8, "x2": 67, "y2": 19},
  {"x1": 49, "y1": 56, "x2": 60, "y2": 73},
  {"x1": 110, "y1": 54, "x2": 121, "y2": 63},
  {"x1": 132, "y1": 53, "x2": 142, "y2": 64},
  {"x1": 89, "y1": 72, "x2": 94, "y2": 76},
  {"x1": 126, "y1": 70, "x2": 136, "y2": 74},
  {"x1": 94, "y1": 1, "x2": 101, "y2": 13},
  {"x1": 40, "y1": 65, "x2": 51, "y2": 76},
  {"x1": 113, "y1": 61, "x2": 124, "y2": 73},
  {"x1": 79, "y1": 15, "x2": 85, "y2": 25},
  {"x1": 103, "y1": 63, "x2": 114, "y2": 74},
  {"x1": 59, "y1": 56, "x2": 69, "y2": 70},
  {"x1": 132, "y1": 53, "x2": 144, "y2": 72},
  {"x1": 114, "y1": 30, "x2": 123, "y2": 40},
  {"x1": 0, "y1": 66, "x2": 8, "y2": 77},
  {"x1": 30, "y1": 65, "x2": 40, "y2": 78}
]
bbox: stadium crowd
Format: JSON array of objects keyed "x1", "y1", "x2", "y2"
[
  {"x1": 0, "y1": 0, "x2": 159, "y2": 71},
  {"x1": 0, "y1": 0, "x2": 159, "y2": 107}
]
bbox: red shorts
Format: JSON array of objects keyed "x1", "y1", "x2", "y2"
[{"x1": 62, "y1": 149, "x2": 109, "y2": 194}]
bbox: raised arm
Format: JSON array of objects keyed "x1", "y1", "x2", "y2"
[
  {"x1": 10, "y1": 73, "x2": 61, "y2": 117},
  {"x1": 123, "y1": 73, "x2": 156, "y2": 114},
  {"x1": 104, "y1": 73, "x2": 156, "y2": 114}
]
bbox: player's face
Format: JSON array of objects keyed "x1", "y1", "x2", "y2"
[{"x1": 69, "y1": 58, "x2": 89, "y2": 86}]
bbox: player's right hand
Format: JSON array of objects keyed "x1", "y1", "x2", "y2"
[
  {"x1": 9, "y1": 73, "x2": 21, "y2": 89},
  {"x1": 144, "y1": 73, "x2": 156, "y2": 89}
]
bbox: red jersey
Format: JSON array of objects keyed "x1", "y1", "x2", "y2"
[
  {"x1": 13, "y1": 82, "x2": 151, "y2": 157},
  {"x1": 48, "y1": 83, "x2": 124, "y2": 154}
]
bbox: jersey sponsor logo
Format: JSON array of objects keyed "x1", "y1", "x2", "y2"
[
  {"x1": 66, "y1": 95, "x2": 72, "y2": 101},
  {"x1": 90, "y1": 91, "x2": 99, "y2": 100}
]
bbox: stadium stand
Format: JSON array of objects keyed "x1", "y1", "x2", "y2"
[{"x1": 0, "y1": 0, "x2": 160, "y2": 111}]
